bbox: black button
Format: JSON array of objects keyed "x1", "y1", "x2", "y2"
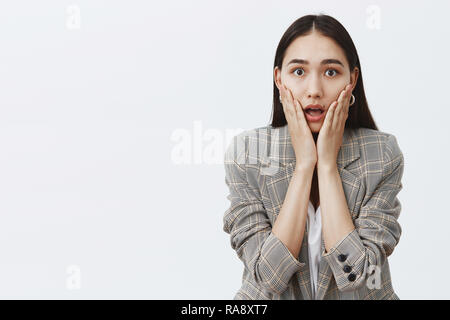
[
  {"x1": 348, "y1": 273, "x2": 356, "y2": 282},
  {"x1": 338, "y1": 254, "x2": 347, "y2": 262},
  {"x1": 343, "y1": 265, "x2": 352, "y2": 273}
]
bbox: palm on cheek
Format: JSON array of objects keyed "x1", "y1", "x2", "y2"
[{"x1": 317, "y1": 84, "x2": 353, "y2": 167}]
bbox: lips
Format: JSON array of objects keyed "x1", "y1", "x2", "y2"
[
  {"x1": 304, "y1": 103, "x2": 325, "y2": 122},
  {"x1": 304, "y1": 104, "x2": 325, "y2": 112}
]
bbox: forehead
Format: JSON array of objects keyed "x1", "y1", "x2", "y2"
[{"x1": 284, "y1": 32, "x2": 347, "y2": 66}]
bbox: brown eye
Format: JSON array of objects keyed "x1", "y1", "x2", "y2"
[
  {"x1": 294, "y1": 68, "x2": 304, "y2": 76},
  {"x1": 325, "y1": 69, "x2": 339, "y2": 77}
]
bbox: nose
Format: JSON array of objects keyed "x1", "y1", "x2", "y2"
[{"x1": 306, "y1": 74, "x2": 323, "y2": 100}]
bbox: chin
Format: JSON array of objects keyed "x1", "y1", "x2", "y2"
[{"x1": 308, "y1": 123, "x2": 323, "y2": 133}]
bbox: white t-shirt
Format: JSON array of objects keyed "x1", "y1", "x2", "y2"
[{"x1": 306, "y1": 200, "x2": 322, "y2": 299}]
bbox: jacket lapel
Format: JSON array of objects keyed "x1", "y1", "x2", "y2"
[{"x1": 264, "y1": 125, "x2": 361, "y2": 300}]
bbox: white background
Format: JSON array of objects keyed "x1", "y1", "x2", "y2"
[{"x1": 0, "y1": 0, "x2": 448, "y2": 299}]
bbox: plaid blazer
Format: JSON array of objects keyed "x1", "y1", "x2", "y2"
[{"x1": 223, "y1": 124, "x2": 404, "y2": 300}]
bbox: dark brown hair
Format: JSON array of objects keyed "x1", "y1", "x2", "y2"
[{"x1": 270, "y1": 14, "x2": 378, "y2": 130}]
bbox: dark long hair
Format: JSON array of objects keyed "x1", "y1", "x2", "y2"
[{"x1": 270, "y1": 14, "x2": 378, "y2": 130}]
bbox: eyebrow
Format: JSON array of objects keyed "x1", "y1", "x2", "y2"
[{"x1": 287, "y1": 58, "x2": 344, "y2": 67}]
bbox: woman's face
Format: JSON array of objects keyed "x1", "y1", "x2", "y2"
[{"x1": 274, "y1": 31, "x2": 359, "y2": 133}]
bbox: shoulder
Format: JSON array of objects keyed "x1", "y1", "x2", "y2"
[
  {"x1": 353, "y1": 127, "x2": 403, "y2": 158},
  {"x1": 226, "y1": 125, "x2": 272, "y2": 143},
  {"x1": 353, "y1": 127, "x2": 392, "y2": 142},
  {"x1": 352, "y1": 127, "x2": 404, "y2": 176},
  {"x1": 224, "y1": 124, "x2": 279, "y2": 166}
]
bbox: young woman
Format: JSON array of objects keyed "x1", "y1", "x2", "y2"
[{"x1": 223, "y1": 14, "x2": 404, "y2": 300}]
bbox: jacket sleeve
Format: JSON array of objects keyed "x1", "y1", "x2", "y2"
[
  {"x1": 322, "y1": 134, "x2": 404, "y2": 293},
  {"x1": 223, "y1": 132, "x2": 305, "y2": 295}
]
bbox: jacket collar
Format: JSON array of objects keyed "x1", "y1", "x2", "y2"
[{"x1": 268, "y1": 124, "x2": 360, "y2": 170}]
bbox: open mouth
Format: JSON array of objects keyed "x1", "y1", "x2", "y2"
[{"x1": 305, "y1": 108, "x2": 324, "y2": 116}]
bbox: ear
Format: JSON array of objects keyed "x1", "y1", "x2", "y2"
[
  {"x1": 274, "y1": 66, "x2": 282, "y2": 91},
  {"x1": 350, "y1": 67, "x2": 359, "y2": 90}
]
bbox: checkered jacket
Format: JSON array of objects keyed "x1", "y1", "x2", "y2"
[{"x1": 223, "y1": 124, "x2": 404, "y2": 300}]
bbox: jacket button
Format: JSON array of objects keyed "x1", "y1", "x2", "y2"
[
  {"x1": 338, "y1": 254, "x2": 347, "y2": 262},
  {"x1": 348, "y1": 273, "x2": 356, "y2": 282},
  {"x1": 343, "y1": 265, "x2": 352, "y2": 273}
]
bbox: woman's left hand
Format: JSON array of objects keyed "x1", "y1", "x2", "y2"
[{"x1": 316, "y1": 84, "x2": 353, "y2": 169}]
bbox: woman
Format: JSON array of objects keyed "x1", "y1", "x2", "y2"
[{"x1": 223, "y1": 14, "x2": 404, "y2": 300}]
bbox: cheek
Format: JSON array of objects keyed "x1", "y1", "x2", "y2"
[
  {"x1": 286, "y1": 76, "x2": 301, "y2": 87},
  {"x1": 285, "y1": 81, "x2": 304, "y2": 97},
  {"x1": 329, "y1": 82, "x2": 347, "y2": 99}
]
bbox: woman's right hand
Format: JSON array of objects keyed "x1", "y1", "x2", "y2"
[{"x1": 279, "y1": 83, "x2": 317, "y2": 170}]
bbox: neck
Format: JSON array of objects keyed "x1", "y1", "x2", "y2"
[{"x1": 312, "y1": 132, "x2": 318, "y2": 143}]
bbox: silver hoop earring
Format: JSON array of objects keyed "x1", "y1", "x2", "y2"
[{"x1": 349, "y1": 94, "x2": 355, "y2": 106}]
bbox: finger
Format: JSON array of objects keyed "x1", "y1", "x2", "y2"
[
  {"x1": 340, "y1": 85, "x2": 352, "y2": 121},
  {"x1": 337, "y1": 86, "x2": 347, "y2": 108},
  {"x1": 333, "y1": 92, "x2": 347, "y2": 131},
  {"x1": 291, "y1": 93, "x2": 298, "y2": 114},
  {"x1": 345, "y1": 86, "x2": 352, "y2": 113},
  {"x1": 334, "y1": 88, "x2": 346, "y2": 126},
  {"x1": 280, "y1": 84, "x2": 287, "y2": 106},
  {"x1": 332, "y1": 101, "x2": 342, "y2": 131},
  {"x1": 281, "y1": 84, "x2": 294, "y2": 120},
  {"x1": 335, "y1": 86, "x2": 349, "y2": 122},
  {"x1": 295, "y1": 99, "x2": 307, "y2": 126},
  {"x1": 284, "y1": 85, "x2": 296, "y2": 115},
  {"x1": 324, "y1": 101, "x2": 338, "y2": 130},
  {"x1": 287, "y1": 87, "x2": 303, "y2": 127},
  {"x1": 285, "y1": 84, "x2": 295, "y2": 108},
  {"x1": 343, "y1": 84, "x2": 352, "y2": 109}
]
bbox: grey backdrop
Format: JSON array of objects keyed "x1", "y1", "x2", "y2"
[{"x1": 0, "y1": 0, "x2": 448, "y2": 299}]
